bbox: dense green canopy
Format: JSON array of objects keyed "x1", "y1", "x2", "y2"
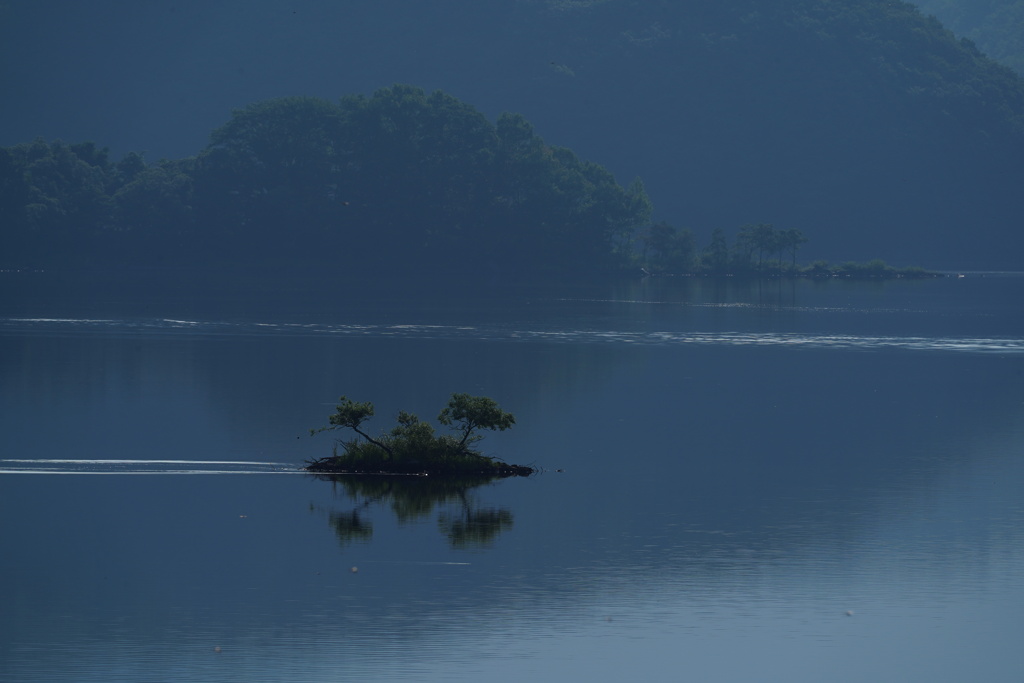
[
  {"x1": 3, "y1": 0, "x2": 1024, "y2": 270},
  {"x1": 0, "y1": 86, "x2": 652, "y2": 277}
]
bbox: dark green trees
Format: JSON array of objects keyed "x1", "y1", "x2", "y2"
[
  {"x1": 0, "y1": 86, "x2": 924, "y2": 278},
  {"x1": 640, "y1": 221, "x2": 697, "y2": 273},
  {"x1": 111, "y1": 159, "x2": 195, "y2": 263},
  {"x1": 0, "y1": 139, "x2": 200, "y2": 268},
  {"x1": 701, "y1": 227, "x2": 731, "y2": 273},
  {"x1": 188, "y1": 86, "x2": 652, "y2": 274},
  {"x1": 313, "y1": 396, "x2": 395, "y2": 457},
  {"x1": 642, "y1": 223, "x2": 810, "y2": 276},
  {"x1": 335, "y1": 87, "x2": 503, "y2": 267},
  {"x1": 192, "y1": 96, "x2": 348, "y2": 262},
  {"x1": 0, "y1": 139, "x2": 116, "y2": 267},
  {"x1": 438, "y1": 393, "x2": 516, "y2": 448},
  {"x1": 0, "y1": 87, "x2": 653, "y2": 275}
]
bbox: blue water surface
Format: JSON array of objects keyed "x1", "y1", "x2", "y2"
[{"x1": 2, "y1": 273, "x2": 1023, "y2": 682}]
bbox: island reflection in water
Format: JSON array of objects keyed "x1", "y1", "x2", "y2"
[{"x1": 311, "y1": 473, "x2": 516, "y2": 549}]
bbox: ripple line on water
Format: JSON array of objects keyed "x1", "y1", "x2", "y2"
[
  {"x1": 2, "y1": 317, "x2": 1022, "y2": 354},
  {"x1": 0, "y1": 459, "x2": 303, "y2": 475}
]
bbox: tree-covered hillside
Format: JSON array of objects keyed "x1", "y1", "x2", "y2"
[
  {"x1": 2, "y1": 0, "x2": 1023, "y2": 269},
  {"x1": 509, "y1": 0, "x2": 1024, "y2": 268},
  {"x1": 0, "y1": 86, "x2": 651, "y2": 276},
  {"x1": 912, "y1": 0, "x2": 1024, "y2": 74}
]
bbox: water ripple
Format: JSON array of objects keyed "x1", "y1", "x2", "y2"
[
  {"x1": 2, "y1": 317, "x2": 1023, "y2": 354},
  {"x1": 0, "y1": 459, "x2": 303, "y2": 475}
]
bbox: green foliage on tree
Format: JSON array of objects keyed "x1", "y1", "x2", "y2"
[
  {"x1": 312, "y1": 396, "x2": 394, "y2": 457},
  {"x1": 191, "y1": 96, "x2": 346, "y2": 261},
  {"x1": 0, "y1": 138, "x2": 120, "y2": 267},
  {"x1": 701, "y1": 227, "x2": 731, "y2": 274},
  {"x1": 438, "y1": 393, "x2": 517, "y2": 447},
  {"x1": 185, "y1": 86, "x2": 654, "y2": 273},
  {"x1": 722, "y1": 223, "x2": 808, "y2": 275},
  {"x1": 779, "y1": 228, "x2": 809, "y2": 269},
  {"x1": 110, "y1": 158, "x2": 195, "y2": 263},
  {"x1": 736, "y1": 223, "x2": 777, "y2": 271},
  {"x1": 639, "y1": 220, "x2": 697, "y2": 273}
]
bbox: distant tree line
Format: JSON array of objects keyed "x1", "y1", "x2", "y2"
[
  {"x1": 633, "y1": 221, "x2": 934, "y2": 278},
  {"x1": 0, "y1": 85, "x2": 652, "y2": 277},
  {"x1": 638, "y1": 222, "x2": 808, "y2": 276},
  {"x1": 0, "y1": 85, "x2": 937, "y2": 279}
]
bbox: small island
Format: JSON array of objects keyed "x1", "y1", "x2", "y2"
[{"x1": 305, "y1": 393, "x2": 534, "y2": 477}]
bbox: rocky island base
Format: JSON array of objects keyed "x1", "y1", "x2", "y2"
[{"x1": 303, "y1": 455, "x2": 535, "y2": 478}]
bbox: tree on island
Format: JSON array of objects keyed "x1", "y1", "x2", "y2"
[
  {"x1": 438, "y1": 393, "x2": 516, "y2": 448},
  {"x1": 314, "y1": 396, "x2": 394, "y2": 457},
  {"x1": 307, "y1": 393, "x2": 530, "y2": 476}
]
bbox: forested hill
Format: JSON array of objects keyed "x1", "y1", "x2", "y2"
[
  {"x1": 505, "y1": 0, "x2": 1024, "y2": 269},
  {"x1": 2, "y1": 0, "x2": 1023, "y2": 271},
  {"x1": 911, "y1": 0, "x2": 1024, "y2": 74},
  {"x1": 0, "y1": 87, "x2": 652, "y2": 276}
]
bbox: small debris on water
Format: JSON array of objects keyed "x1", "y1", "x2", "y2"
[
  {"x1": 845, "y1": 610, "x2": 854, "y2": 617},
  {"x1": 351, "y1": 566, "x2": 359, "y2": 573},
  {"x1": 214, "y1": 646, "x2": 222, "y2": 653}
]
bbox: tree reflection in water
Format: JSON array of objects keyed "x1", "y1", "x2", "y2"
[{"x1": 312, "y1": 474, "x2": 515, "y2": 549}]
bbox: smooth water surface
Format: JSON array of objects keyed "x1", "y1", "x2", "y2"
[{"x1": 2, "y1": 273, "x2": 1023, "y2": 682}]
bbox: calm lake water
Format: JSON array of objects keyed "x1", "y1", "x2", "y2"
[{"x1": 2, "y1": 272, "x2": 1023, "y2": 682}]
